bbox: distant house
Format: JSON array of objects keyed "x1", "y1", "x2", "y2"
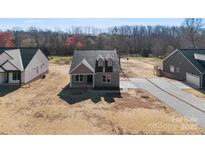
[
  {"x1": 0, "y1": 48, "x2": 48, "y2": 85},
  {"x1": 69, "y1": 49, "x2": 120, "y2": 89},
  {"x1": 163, "y1": 49, "x2": 205, "y2": 88}
]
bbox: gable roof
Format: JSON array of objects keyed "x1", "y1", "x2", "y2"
[
  {"x1": 70, "y1": 49, "x2": 119, "y2": 73},
  {"x1": 0, "y1": 47, "x2": 43, "y2": 70},
  {"x1": 70, "y1": 58, "x2": 95, "y2": 74},
  {"x1": 19, "y1": 48, "x2": 39, "y2": 69},
  {"x1": 178, "y1": 49, "x2": 205, "y2": 73},
  {"x1": 5, "y1": 49, "x2": 24, "y2": 71}
]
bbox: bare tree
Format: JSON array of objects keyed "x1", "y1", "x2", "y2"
[
  {"x1": 4, "y1": 21, "x2": 205, "y2": 56},
  {"x1": 182, "y1": 18, "x2": 204, "y2": 48}
]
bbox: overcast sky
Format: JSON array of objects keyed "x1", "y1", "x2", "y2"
[{"x1": 0, "y1": 18, "x2": 187, "y2": 31}]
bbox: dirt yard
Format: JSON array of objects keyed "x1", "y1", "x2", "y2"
[
  {"x1": 0, "y1": 57, "x2": 204, "y2": 135},
  {"x1": 120, "y1": 57, "x2": 160, "y2": 78}
]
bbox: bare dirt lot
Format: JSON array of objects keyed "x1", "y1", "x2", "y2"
[
  {"x1": 120, "y1": 57, "x2": 160, "y2": 78},
  {"x1": 0, "y1": 57, "x2": 204, "y2": 135}
]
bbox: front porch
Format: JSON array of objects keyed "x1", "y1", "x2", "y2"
[
  {"x1": 0, "y1": 71, "x2": 21, "y2": 85},
  {"x1": 70, "y1": 74, "x2": 94, "y2": 88}
]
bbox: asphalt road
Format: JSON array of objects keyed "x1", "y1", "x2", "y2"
[{"x1": 120, "y1": 78, "x2": 205, "y2": 129}]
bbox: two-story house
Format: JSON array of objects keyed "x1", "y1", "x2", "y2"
[{"x1": 69, "y1": 49, "x2": 120, "y2": 89}]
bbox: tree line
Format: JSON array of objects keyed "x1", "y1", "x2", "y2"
[{"x1": 0, "y1": 18, "x2": 204, "y2": 57}]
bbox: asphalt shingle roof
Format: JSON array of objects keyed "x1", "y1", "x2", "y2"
[
  {"x1": 0, "y1": 47, "x2": 40, "y2": 69},
  {"x1": 0, "y1": 48, "x2": 6, "y2": 55},
  {"x1": 70, "y1": 49, "x2": 120, "y2": 73},
  {"x1": 19, "y1": 48, "x2": 39, "y2": 69},
  {"x1": 179, "y1": 49, "x2": 205, "y2": 73}
]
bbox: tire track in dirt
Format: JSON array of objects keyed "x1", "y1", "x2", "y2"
[{"x1": 80, "y1": 110, "x2": 135, "y2": 135}]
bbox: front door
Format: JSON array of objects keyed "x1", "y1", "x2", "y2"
[{"x1": 87, "y1": 75, "x2": 93, "y2": 84}]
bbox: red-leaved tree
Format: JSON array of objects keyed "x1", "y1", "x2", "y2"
[
  {"x1": 65, "y1": 35, "x2": 85, "y2": 49},
  {"x1": 0, "y1": 32, "x2": 13, "y2": 47}
]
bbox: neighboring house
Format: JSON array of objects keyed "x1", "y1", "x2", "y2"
[
  {"x1": 0, "y1": 48, "x2": 48, "y2": 85},
  {"x1": 69, "y1": 49, "x2": 120, "y2": 89},
  {"x1": 163, "y1": 49, "x2": 205, "y2": 88}
]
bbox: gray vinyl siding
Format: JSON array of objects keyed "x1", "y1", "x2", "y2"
[
  {"x1": 71, "y1": 63, "x2": 94, "y2": 74},
  {"x1": 94, "y1": 72, "x2": 119, "y2": 89},
  {"x1": 163, "y1": 50, "x2": 201, "y2": 81},
  {"x1": 71, "y1": 75, "x2": 92, "y2": 87},
  {"x1": 71, "y1": 72, "x2": 119, "y2": 89}
]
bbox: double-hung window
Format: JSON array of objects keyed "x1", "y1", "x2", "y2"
[
  {"x1": 75, "y1": 75, "x2": 83, "y2": 82},
  {"x1": 12, "y1": 72, "x2": 20, "y2": 80},
  {"x1": 102, "y1": 75, "x2": 111, "y2": 83}
]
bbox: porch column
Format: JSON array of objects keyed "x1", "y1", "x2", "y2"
[{"x1": 93, "y1": 74, "x2": 95, "y2": 88}]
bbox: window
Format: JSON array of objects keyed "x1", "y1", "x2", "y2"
[
  {"x1": 98, "y1": 59, "x2": 104, "y2": 67},
  {"x1": 96, "y1": 59, "x2": 104, "y2": 72},
  {"x1": 80, "y1": 75, "x2": 83, "y2": 81},
  {"x1": 102, "y1": 75, "x2": 111, "y2": 83},
  {"x1": 105, "y1": 58, "x2": 113, "y2": 72},
  {"x1": 107, "y1": 59, "x2": 113, "y2": 67},
  {"x1": 176, "y1": 67, "x2": 179, "y2": 73},
  {"x1": 170, "y1": 65, "x2": 174, "y2": 73},
  {"x1": 12, "y1": 72, "x2": 20, "y2": 80},
  {"x1": 75, "y1": 75, "x2": 83, "y2": 82},
  {"x1": 102, "y1": 75, "x2": 106, "y2": 82},
  {"x1": 107, "y1": 75, "x2": 111, "y2": 83}
]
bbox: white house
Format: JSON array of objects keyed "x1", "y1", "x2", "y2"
[{"x1": 0, "y1": 48, "x2": 48, "y2": 85}]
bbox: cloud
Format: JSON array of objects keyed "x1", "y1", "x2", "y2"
[{"x1": 24, "y1": 20, "x2": 43, "y2": 23}]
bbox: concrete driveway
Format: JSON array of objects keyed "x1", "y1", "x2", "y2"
[{"x1": 120, "y1": 77, "x2": 205, "y2": 129}]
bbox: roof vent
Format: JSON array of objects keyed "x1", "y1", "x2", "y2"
[{"x1": 194, "y1": 53, "x2": 205, "y2": 61}]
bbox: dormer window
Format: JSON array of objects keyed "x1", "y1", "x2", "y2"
[
  {"x1": 97, "y1": 55, "x2": 104, "y2": 67},
  {"x1": 107, "y1": 58, "x2": 113, "y2": 67},
  {"x1": 105, "y1": 56, "x2": 113, "y2": 72},
  {"x1": 98, "y1": 58, "x2": 104, "y2": 67},
  {"x1": 96, "y1": 55, "x2": 104, "y2": 72}
]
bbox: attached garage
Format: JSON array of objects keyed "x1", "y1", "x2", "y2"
[
  {"x1": 186, "y1": 73, "x2": 200, "y2": 88},
  {"x1": 162, "y1": 49, "x2": 205, "y2": 89}
]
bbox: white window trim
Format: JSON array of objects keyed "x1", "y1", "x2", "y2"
[
  {"x1": 170, "y1": 65, "x2": 174, "y2": 73},
  {"x1": 102, "y1": 75, "x2": 111, "y2": 83}
]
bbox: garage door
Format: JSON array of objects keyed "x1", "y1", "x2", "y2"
[{"x1": 186, "y1": 73, "x2": 200, "y2": 88}]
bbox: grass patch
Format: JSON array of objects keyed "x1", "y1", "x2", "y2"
[
  {"x1": 128, "y1": 56, "x2": 162, "y2": 65},
  {"x1": 49, "y1": 56, "x2": 72, "y2": 65},
  {"x1": 183, "y1": 89, "x2": 205, "y2": 99}
]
